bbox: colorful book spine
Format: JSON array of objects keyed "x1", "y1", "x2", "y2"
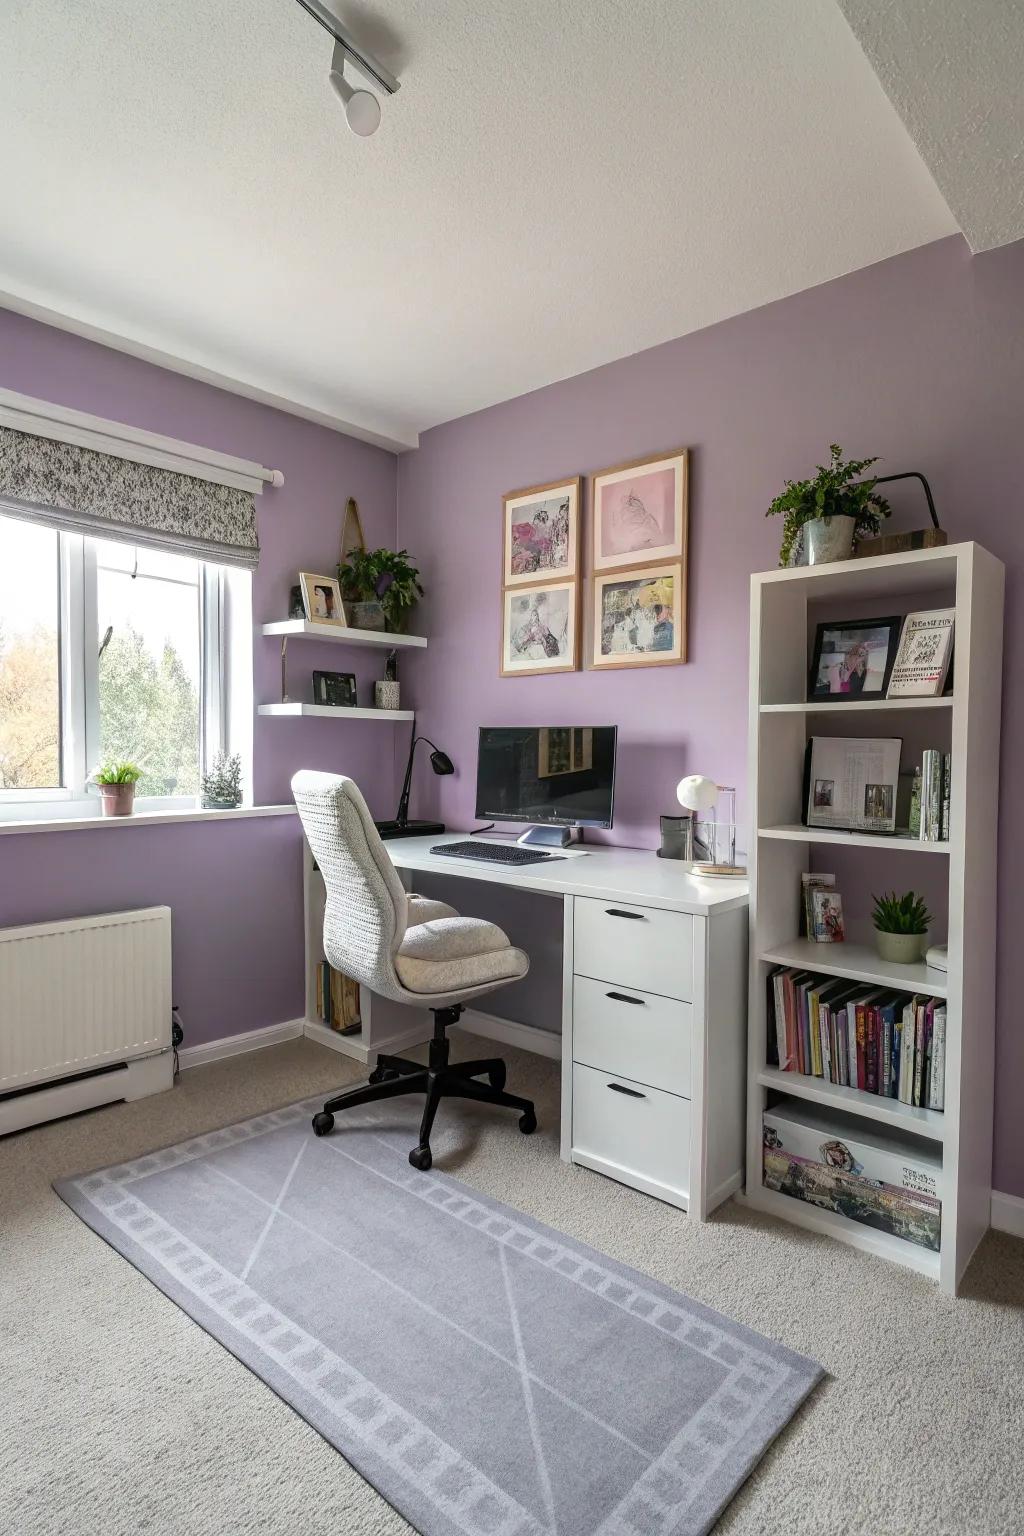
[
  {"x1": 913, "y1": 1002, "x2": 926, "y2": 1106},
  {"x1": 929, "y1": 1006, "x2": 947, "y2": 1111},
  {"x1": 846, "y1": 1004, "x2": 858, "y2": 1090}
]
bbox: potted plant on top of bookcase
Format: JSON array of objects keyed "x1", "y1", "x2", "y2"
[
  {"x1": 871, "y1": 890, "x2": 932, "y2": 964},
  {"x1": 765, "y1": 444, "x2": 892, "y2": 566}
]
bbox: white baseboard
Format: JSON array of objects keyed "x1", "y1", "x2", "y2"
[
  {"x1": 456, "y1": 1008, "x2": 562, "y2": 1061},
  {"x1": 991, "y1": 1189, "x2": 1024, "y2": 1239},
  {"x1": 177, "y1": 1018, "x2": 305, "y2": 1070}
]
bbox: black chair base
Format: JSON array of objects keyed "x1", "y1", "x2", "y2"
[{"x1": 311, "y1": 1004, "x2": 536, "y2": 1170}]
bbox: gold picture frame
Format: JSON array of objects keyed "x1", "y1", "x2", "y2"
[
  {"x1": 590, "y1": 562, "x2": 685, "y2": 669},
  {"x1": 500, "y1": 580, "x2": 580, "y2": 677},
  {"x1": 591, "y1": 448, "x2": 688, "y2": 573},
  {"x1": 502, "y1": 476, "x2": 582, "y2": 588}
]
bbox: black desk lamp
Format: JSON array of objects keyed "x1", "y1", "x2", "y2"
[{"x1": 375, "y1": 722, "x2": 454, "y2": 839}]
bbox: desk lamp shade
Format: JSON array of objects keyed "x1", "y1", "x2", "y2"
[{"x1": 676, "y1": 776, "x2": 739, "y2": 872}]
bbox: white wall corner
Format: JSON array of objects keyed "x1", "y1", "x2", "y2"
[{"x1": 990, "y1": 1190, "x2": 1024, "y2": 1240}]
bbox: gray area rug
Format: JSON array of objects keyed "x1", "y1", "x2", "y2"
[{"x1": 56, "y1": 1095, "x2": 822, "y2": 1536}]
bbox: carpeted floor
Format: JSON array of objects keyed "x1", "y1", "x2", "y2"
[{"x1": 2, "y1": 1033, "x2": 1023, "y2": 1536}]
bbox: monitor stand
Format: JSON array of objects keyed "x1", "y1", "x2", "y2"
[{"x1": 517, "y1": 825, "x2": 582, "y2": 850}]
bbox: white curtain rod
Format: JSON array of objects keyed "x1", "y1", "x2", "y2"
[{"x1": 0, "y1": 388, "x2": 284, "y2": 495}]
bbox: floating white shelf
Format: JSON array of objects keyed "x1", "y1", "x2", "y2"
[
  {"x1": 756, "y1": 1066, "x2": 946, "y2": 1142},
  {"x1": 261, "y1": 619, "x2": 427, "y2": 650},
  {"x1": 760, "y1": 697, "x2": 953, "y2": 714},
  {"x1": 758, "y1": 824, "x2": 949, "y2": 853},
  {"x1": 258, "y1": 703, "x2": 414, "y2": 721},
  {"x1": 758, "y1": 937, "x2": 949, "y2": 997}
]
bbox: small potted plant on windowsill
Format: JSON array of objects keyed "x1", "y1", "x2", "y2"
[
  {"x1": 871, "y1": 890, "x2": 933, "y2": 964},
  {"x1": 201, "y1": 751, "x2": 243, "y2": 811},
  {"x1": 339, "y1": 548, "x2": 424, "y2": 634},
  {"x1": 766, "y1": 444, "x2": 891, "y2": 566},
  {"x1": 91, "y1": 762, "x2": 143, "y2": 817}
]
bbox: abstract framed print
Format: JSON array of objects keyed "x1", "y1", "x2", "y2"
[
  {"x1": 591, "y1": 562, "x2": 685, "y2": 669},
  {"x1": 500, "y1": 581, "x2": 579, "y2": 677},
  {"x1": 502, "y1": 477, "x2": 581, "y2": 587},
  {"x1": 592, "y1": 449, "x2": 688, "y2": 572}
]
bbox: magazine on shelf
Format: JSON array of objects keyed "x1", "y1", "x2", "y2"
[
  {"x1": 804, "y1": 736, "x2": 902, "y2": 833},
  {"x1": 886, "y1": 609, "x2": 955, "y2": 697}
]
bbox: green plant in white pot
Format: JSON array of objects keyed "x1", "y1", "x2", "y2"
[
  {"x1": 766, "y1": 444, "x2": 891, "y2": 566},
  {"x1": 871, "y1": 890, "x2": 932, "y2": 964}
]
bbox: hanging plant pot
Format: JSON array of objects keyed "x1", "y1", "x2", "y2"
[{"x1": 803, "y1": 514, "x2": 857, "y2": 565}]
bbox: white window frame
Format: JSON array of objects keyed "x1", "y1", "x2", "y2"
[{"x1": 0, "y1": 523, "x2": 238, "y2": 822}]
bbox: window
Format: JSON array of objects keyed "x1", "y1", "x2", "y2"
[{"x1": 0, "y1": 511, "x2": 247, "y2": 819}]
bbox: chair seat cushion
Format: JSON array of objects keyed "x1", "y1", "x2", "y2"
[
  {"x1": 406, "y1": 893, "x2": 459, "y2": 925},
  {"x1": 395, "y1": 916, "x2": 528, "y2": 995}
]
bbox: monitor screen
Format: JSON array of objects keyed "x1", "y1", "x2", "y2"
[{"x1": 475, "y1": 726, "x2": 617, "y2": 829}]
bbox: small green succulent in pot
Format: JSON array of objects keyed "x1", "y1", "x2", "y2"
[
  {"x1": 90, "y1": 761, "x2": 144, "y2": 817},
  {"x1": 766, "y1": 444, "x2": 891, "y2": 567},
  {"x1": 339, "y1": 548, "x2": 424, "y2": 633},
  {"x1": 201, "y1": 751, "x2": 244, "y2": 810},
  {"x1": 871, "y1": 889, "x2": 933, "y2": 965}
]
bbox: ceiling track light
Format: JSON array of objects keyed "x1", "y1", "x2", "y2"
[{"x1": 292, "y1": 0, "x2": 399, "y2": 136}]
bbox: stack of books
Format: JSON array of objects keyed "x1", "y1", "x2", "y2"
[
  {"x1": 315, "y1": 960, "x2": 362, "y2": 1035},
  {"x1": 766, "y1": 966, "x2": 945, "y2": 1110}
]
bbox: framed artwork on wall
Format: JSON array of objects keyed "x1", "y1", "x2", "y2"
[
  {"x1": 500, "y1": 580, "x2": 579, "y2": 677},
  {"x1": 591, "y1": 448, "x2": 688, "y2": 572},
  {"x1": 590, "y1": 562, "x2": 685, "y2": 669},
  {"x1": 502, "y1": 477, "x2": 581, "y2": 587}
]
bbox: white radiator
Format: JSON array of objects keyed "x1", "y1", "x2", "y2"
[{"x1": 0, "y1": 906, "x2": 173, "y2": 1134}]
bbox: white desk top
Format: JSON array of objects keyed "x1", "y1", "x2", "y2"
[{"x1": 384, "y1": 834, "x2": 749, "y2": 917}]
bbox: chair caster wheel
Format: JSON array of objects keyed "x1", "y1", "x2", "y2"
[
  {"x1": 409, "y1": 1145, "x2": 432, "y2": 1171},
  {"x1": 519, "y1": 1111, "x2": 537, "y2": 1135},
  {"x1": 488, "y1": 1065, "x2": 507, "y2": 1091},
  {"x1": 368, "y1": 1065, "x2": 397, "y2": 1084},
  {"x1": 312, "y1": 1112, "x2": 335, "y2": 1137}
]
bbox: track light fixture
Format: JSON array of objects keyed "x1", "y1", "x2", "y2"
[{"x1": 293, "y1": 0, "x2": 400, "y2": 135}]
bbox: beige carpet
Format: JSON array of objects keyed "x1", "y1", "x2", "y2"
[{"x1": 2, "y1": 1033, "x2": 1022, "y2": 1536}]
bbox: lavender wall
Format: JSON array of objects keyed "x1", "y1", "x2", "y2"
[
  {"x1": 397, "y1": 234, "x2": 1024, "y2": 1196},
  {"x1": 0, "y1": 308, "x2": 401, "y2": 1047}
]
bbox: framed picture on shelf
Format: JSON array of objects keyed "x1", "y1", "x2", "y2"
[
  {"x1": 590, "y1": 562, "x2": 685, "y2": 668},
  {"x1": 502, "y1": 477, "x2": 581, "y2": 587},
  {"x1": 312, "y1": 670, "x2": 357, "y2": 708},
  {"x1": 299, "y1": 571, "x2": 347, "y2": 626},
  {"x1": 804, "y1": 735, "x2": 902, "y2": 834},
  {"x1": 500, "y1": 581, "x2": 579, "y2": 676},
  {"x1": 808, "y1": 616, "x2": 902, "y2": 701},
  {"x1": 592, "y1": 448, "x2": 688, "y2": 572},
  {"x1": 886, "y1": 609, "x2": 955, "y2": 698}
]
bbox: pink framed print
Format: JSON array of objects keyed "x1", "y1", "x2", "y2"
[
  {"x1": 502, "y1": 476, "x2": 581, "y2": 588},
  {"x1": 591, "y1": 449, "x2": 688, "y2": 572}
]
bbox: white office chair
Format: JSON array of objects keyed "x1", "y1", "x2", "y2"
[{"x1": 292, "y1": 771, "x2": 537, "y2": 1169}]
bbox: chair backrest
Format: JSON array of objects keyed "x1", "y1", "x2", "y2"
[{"x1": 291, "y1": 771, "x2": 409, "y2": 999}]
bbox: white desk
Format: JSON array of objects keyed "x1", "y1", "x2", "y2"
[{"x1": 303, "y1": 835, "x2": 749, "y2": 1218}]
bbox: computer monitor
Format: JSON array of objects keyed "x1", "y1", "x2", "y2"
[{"x1": 475, "y1": 726, "x2": 617, "y2": 831}]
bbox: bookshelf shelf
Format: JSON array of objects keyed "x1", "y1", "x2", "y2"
[
  {"x1": 261, "y1": 619, "x2": 427, "y2": 650},
  {"x1": 756, "y1": 1066, "x2": 946, "y2": 1141},
  {"x1": 745, "y1": 542, "x2": 1005, "y2": 1296},
  {"x1": 258, "y1": 703, "x2": 414, "y2": 721},
  {"x1": 758, "y1": 937, "x2": 949, "y2": 997}
]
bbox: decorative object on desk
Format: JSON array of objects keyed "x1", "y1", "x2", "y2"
[
  {"x1": 90, "y1": 760, "x2": 143, "y2": 817},
  {"x1": 591, "y1": 562, "x2": 684, "y2": 668},
  {"x1": 811, "y1": 888, "x2": 845, "y2": 943},
  {"x1": 766, "y1": 444, "x2": 891, "y2": 567},
  {"x1": 886, "y1": 609, "x2": 955, "y2": 698},
  {"x1": 502, "y1": 475, "x2": 581, "y2": 586},
  {"x1": 657, "y1": 812, "x2": 695, "y2": 861},
  {"x1": 200, "y1": 750, "x2": 242, "y2": 809},
  {"x1": 801, "y1": 871, "x2": 835, "y2": 936},
  {"x1": 808, "y1": 616, "x2": 902, "y2": 700},
  {"x1": 854, "y1": 470, "x2": 947, "y2": 558},
  {"x1": 288, "y1": 584, "x2": 305, "y2": 620},
  {"x1": 803, "y1": 736, "x2": 901, "y2": 833},
  {"x1": 676, "y1": 776, "x2": 742, "y2": 873},
  {"x1": 871, "y1": 890, "x2": 932, "y2": 964},
  {"x1": 312, "y1": 670, "x2": 357, "y2": 708},
  {"x1": 299, "y1": 571, "x2": 346, "y2": 626},
  {"x1": 501, "y1": 580, "x2": 578, "y2": 676},
  {"x1": 339, "y1": 547, "x2": 423, "y2": 634},
  {"x1": 375, "y1": 723, "x2": 454, "y2": 838},
  {"x1": 591, "y1": 448, "x2": 688, "y2": 572}
]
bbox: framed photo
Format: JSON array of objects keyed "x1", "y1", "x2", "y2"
[
  {"x1": 500, "y1": 581, "x2": 579, "y2": 677},
  {"x1": 592, "y1": 448, "x2": 688, "y2": 572},
  {"x1": 502, "y1": 477, "x2": 581, "y2": 587},
  {"x1": 590, "y1": 562, "x2": 684, "y2": 669},
  {"x1": 886, "y1": 609, "x2": 955, "y2": 698},
  {"x1": 312, "y1": 670, "x2": 357, "y2": 708},
  {"x1": 804, "y1": 736, "x2": 902, "y2": 834},
  {"x1": 812, "y1": 889, "x2": 846, "y2": 943},
  {"x1": 809, "y1": 616, "x2": 902, "y2": 701},
  {"x1": 299, "y1": 571, "x2": 346, "y2": 626}
]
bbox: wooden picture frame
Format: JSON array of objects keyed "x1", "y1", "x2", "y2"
[
  {"x1": 590, "y1": 562, "x2": 685, "y2": 669},
  {"x1": 500, "y1": 580, "x2": 580, "y2": 677},
  {"x1": 502, "y1": 477, "x2": 581, "y2": 588},
  {"x1": 299, "y1": 571, "x2": 347, "y2": 626},
  {"x1": 592, "y1": 448, "x2": 688, "y2": 572}
]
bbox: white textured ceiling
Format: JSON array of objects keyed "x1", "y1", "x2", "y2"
[
  {"x1": 0, "y1": 0, "x2": 959, "y2": 449},
  {"x1": 838, "y1": 0, "x2": 1024, "y2": 255}
]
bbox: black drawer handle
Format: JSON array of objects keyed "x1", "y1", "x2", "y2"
[
  {"x1": 606, "y1": 990, "x2": 644, "y2": 1006},
  {"x1": 605, "y1": 908, "x2": 645, "y2": 920},
  {"x1": 607, "y1": 1082, "x2": 646, "y2": 1099}
]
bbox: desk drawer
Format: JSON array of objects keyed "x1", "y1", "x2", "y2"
[
  {"x1": 573, "y1": 897, "x2": 693, "y2": 1000},
  {"x1": 572, "y1": 975, "x2": 692, "y2": 1097},
  {"x1": 572, "y1": 1063, "x2": 690, "y2": 1200}
]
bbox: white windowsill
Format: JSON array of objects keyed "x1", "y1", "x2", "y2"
[{"x1": 0, "y1": 804, "x2": 298, "y2": 837}]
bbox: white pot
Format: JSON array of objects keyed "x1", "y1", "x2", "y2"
[
  {"x1": 875, "y1": 930, "x2": 927, "y2": 965},
  {"x1": 803, "y1": 514, "x2": 856, "y2": 565}
]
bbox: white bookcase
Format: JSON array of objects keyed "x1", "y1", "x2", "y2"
[{"x1": 745, "y1": 542, "x2": 1004, "y2": 1294}]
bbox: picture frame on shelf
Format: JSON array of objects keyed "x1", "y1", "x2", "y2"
[
  {"x1": 500, "y1": 580, "x2": 579, "y2": 677},
  {"x1": 502, "y1": 476, "x2": 581, "y2": 588},
  {"x1": 299, "y1": 571, "x2": 347, "y2": 627},
  {"x1": 808, "y1": 616, "x2": 902, "y2": 701},
  {"x1": 312, "y1": 670, "x2": 357, "y2": 708},
  {"x1": 803, "y1": 735, "x2": 902, "y2": 834},
  {"x1": 590, "y1": 561, "x2": 685, "y2": 669},
  {"x1": 592, "y1": 448, "x2": 688, "y2": 573},
  {"x1": 886, "y1": 609, "x2": 956, "y2": 698}
]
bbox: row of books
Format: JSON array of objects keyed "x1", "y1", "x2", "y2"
[
  {"x1": 315, "y1": 959, "x2": 362, "y2": 1035},
  {"x1": 909, "y1": 749, "x2": 951, "y2": 842},
  {"x1": 766, "y1": 966, "x2": 945, "y2": 1111}
]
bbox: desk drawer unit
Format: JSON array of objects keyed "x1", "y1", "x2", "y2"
[
  {"x1": 572, "y1": 897, "x2": 693, "y2": 1000},
  {"x1": 572, "y1": 975, "x2": 692, "y2": 1097},
  {"x1": 572, "y1": 1063, "x2": 690, "y2": 1205}
]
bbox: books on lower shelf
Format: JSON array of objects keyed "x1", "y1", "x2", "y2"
[
  {"x1": 766, "y1": 965, "x2": 945, "y2": 1110},
  {"x1": 315, "y1": 960, "x2": 362, "y2": 1034}
]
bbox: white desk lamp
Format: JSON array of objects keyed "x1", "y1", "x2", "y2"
[{"x1": 675, "y1": 775, "x2": 743, "y2": 876}]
